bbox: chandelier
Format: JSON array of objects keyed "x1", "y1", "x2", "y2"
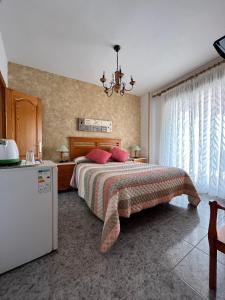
[{"x1": 100, "y1": 45, "x2": 135, "y2": 97}]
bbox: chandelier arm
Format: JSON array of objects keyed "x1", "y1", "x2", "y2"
[
  {"x1": 124, "y1": 85, "x2": 134, "y2": 92},
  {"x1": 108, "y1": 82, "x2": 113, "y2": 90},
  {"x1": 120, "y1": 89, "x2": 124, "y2": 96},
  {"x1": 102, "y1": 81, "x2": 113, "y2": 90},
  {"x1": 106, "y1": 88, "x2": 114, "y2": 97}
]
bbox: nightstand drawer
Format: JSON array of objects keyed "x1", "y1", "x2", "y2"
[
  {"x1": 57, "y1": 162, "x2": 75, "y2": 191},
  {"x1": 58, "y1": 164, "x2": 75, "y2": 175}
]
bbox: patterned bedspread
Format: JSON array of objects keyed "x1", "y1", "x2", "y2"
[{"x1": 71, "y1": 162, "x2": 200, "y2": 253}]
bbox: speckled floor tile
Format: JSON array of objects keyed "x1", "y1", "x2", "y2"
[
  {"x1": 134, "y1": 271, "x2": 203, "y2": 300},
  {"x1": 179, "y1": 195, "x2": 225, "y2": 229},
  {"x1": 161, "y1": 213, "x2": 208, "y2": 247},
  {"x1": 174, "y1": 248, "x2": 225, "y2": 300},
  {"x1": 197, "y1": 236, "x2": 225, "y2": 266},
  {"x1": 127, "y1": 221, "x2": 195, "y2": 270},
  {"x1": 0, "y1": 191, "x2": 224, "y2": 300}
]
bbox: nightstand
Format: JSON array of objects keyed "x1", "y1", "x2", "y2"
[
  {"x1": 130, "y1": 157, "x2": 147, "y2": 163},
  {"x1": 57, "y1": 161, "x2": 75, "y2": 192}
]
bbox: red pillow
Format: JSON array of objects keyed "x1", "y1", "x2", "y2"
[
  {"x1": 86, "y1": 149, "x2": 112, "y2": 164},
  {"x1": 111, "y1": 147, "x2": 129, "y2": 162}
]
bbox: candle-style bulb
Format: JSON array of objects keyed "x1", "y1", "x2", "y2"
[{"x1": 130, "y1": 75, "x2": 135, "y2": 86}]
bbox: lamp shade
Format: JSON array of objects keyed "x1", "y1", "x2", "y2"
[
  {"x1": 132, "y1": 145, "x2": 141, "y2": 151},
  {"x1": 56, "y1": 144, "x2": 69, "y2": 153}
]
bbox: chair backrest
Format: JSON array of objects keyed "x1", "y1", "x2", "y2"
[
  {"x1": 208, "y1": 201, "x2": 225, "y2": 249},
  {"x1": 208, "y1": 201, "x2": 219, "y2": 240},
  {"x1": 208, "y1": 200, "x2": 225, "y2": 289}
]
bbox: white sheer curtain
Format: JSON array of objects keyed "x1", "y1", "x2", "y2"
[
  {"x1": 159, "y1": 64, "x2": 225, "y2": 198},
  {"x1": 149, "y1": 95, "x2": 162, "y2": 164}
]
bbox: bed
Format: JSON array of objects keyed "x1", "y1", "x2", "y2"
[{"x1": 69, "y1": 137, "x2": 200, "y2": 253}]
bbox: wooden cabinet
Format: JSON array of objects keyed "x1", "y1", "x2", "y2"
[
  {"x1": 57, "y1": 162, "x2": 75, "y2": 191},
  {"x1": 0, "y1": 71, "x2": 6, "y2": 138},
  {"x1": 5, "y1": 89, "x2": 42, "y2": 159}
]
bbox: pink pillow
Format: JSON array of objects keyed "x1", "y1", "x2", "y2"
[
  {"x1": 86, "y1": 148, "x2": 112, "y2": 164},
  {"x1": 111, "y1": 147, "x2": 129, "y2": 162}
]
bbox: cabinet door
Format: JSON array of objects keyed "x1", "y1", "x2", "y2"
[
  {"x1": 0, "y1": 72, "x2": 6, "y2": 138},
  {"x1": 6, "y1": 90, "x2": 42, "y2": 159}
]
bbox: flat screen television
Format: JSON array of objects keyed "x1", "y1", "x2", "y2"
[{"x1": 213, "y1": 35, "x2": 225, "y2": 59}]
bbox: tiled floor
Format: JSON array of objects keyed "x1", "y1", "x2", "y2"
[{"x1": 0, "y1": 192, "x2": 225, "y2": 299}]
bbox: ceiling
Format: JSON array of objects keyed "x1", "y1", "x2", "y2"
[{"x1": 0, "y1": 0, "x2": 225, "y2": 96}]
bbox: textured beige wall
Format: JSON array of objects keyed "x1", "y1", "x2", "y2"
[{"x1": 8, "y1": 63, "x2": 140, "y2": 161}]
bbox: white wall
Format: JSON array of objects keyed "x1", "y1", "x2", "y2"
[
  {"x1": 0, "y1": 32, "x2": 8, "y2": 86},
  {"x1": 140, "y1": 93, "x2": 149, "y2": 160},
  {"x1": 149, "y1": 96, "x2": 162, "y2": 164},
  {"x1": 141, "y1": 93, "x2": 162, "y2": 164}
]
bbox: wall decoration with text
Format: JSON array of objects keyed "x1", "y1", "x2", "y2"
[{"x1": 78, "y1": 118, "x2": 112, "y2": 133}]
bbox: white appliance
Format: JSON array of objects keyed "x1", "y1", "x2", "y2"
[
  {"x1": 0, "y1": 161, "x2": 58, "y2": 274},
  {"x1": 0, "y1": 139, "x2": 20, "y2": 165}
]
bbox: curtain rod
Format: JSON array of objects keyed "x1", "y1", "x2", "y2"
[{"x1": 152, "y1": 59, "x2": 225, "y2": 98}]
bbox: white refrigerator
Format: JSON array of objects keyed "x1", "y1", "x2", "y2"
[{"x1": 0, "y1": 161, "x2": 58, "y2": 274}]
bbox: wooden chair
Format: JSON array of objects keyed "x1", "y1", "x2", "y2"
[{"x1": 208, "y1": 201, "x2": 225, "y2": 289}]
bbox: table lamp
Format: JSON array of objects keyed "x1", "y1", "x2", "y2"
[
  {"x1": 133, "y1": 145, "x2": 141, "y2": 158},
  {"x1": 56, "y1": 144, "x2": 69, "y2": 162}
]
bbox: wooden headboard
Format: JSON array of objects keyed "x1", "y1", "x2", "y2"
[{"x1": 68, "y1": 136, "x2": 121, "y2": 160}]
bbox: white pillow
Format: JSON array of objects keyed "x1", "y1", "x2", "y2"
[{"x1": 74, "y1": 156, "x2": 91, "y2": 165}]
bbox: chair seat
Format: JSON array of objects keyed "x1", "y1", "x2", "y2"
[{"x1": 217, "y1": 224, "x2": 225, "y2": 244}]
